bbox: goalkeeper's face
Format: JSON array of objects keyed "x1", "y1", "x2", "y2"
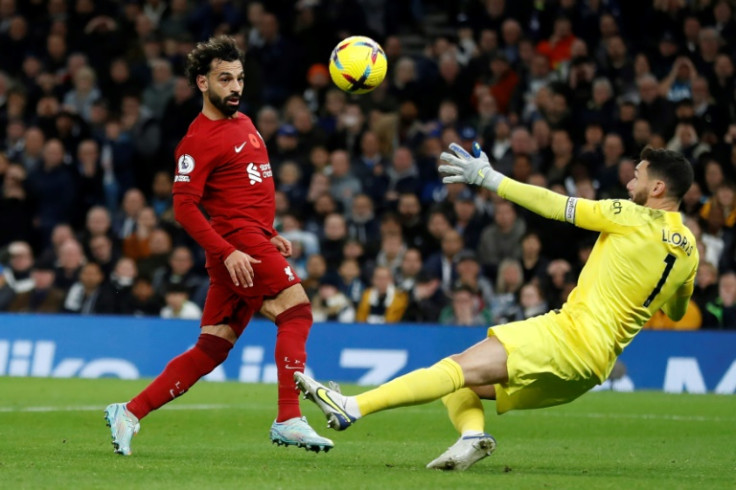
[{"x1": 628, "y1": 161, "x2": 650, "y2": 205}]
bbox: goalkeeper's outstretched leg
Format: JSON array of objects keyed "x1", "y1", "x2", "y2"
[{"x1": 295, "y1": 336, "x2": 509, "y2": 429}]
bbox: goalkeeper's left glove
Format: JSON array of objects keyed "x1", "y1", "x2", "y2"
[{"x1": 438, "y1": 142, "x2": 505, "y2": 192}]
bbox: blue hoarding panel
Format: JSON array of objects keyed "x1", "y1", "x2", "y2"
[{"x1": 0, "y1": 314, "x2": 734, "y2": 393}]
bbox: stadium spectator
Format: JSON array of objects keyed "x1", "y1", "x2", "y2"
[
  {"x1": 135, "y1": 227, "x2": 172, "y2": 279},
  {"x1": 62, "y1": 261, "x2": 117, "y2": 314},
  {"x1": 424, "y1": 229, "x2": 464, "y2": 293},
  {"x1": 491, "y1": 258, "x2": 524, "y2": 324},
  {"x1": 536, "y1": 15, "x2": 578, "y2": 70},
  {"x1": 0, "y1": 240, "x2": 34, "y2": 307},
  {"x1": 401, "y1": 269, "x2": 448, "y2": 324},
  {"x1": 395, "y1": 247, "x2": 423, "y2": 292},
  {"x1": 62, "y1": 65, "x2": 100, "y2": 122},
  {"x1": 0, "y1": 162, "x2": 32, "y2": 246},
  {"x1": 114, "y1": 188, "x2": 146, "y2": 240},
  {"x1": 160, "y1": 282, "x2": 201, "y2": 320},
  {"x1": 702, "y1": 270, "x2": 736, "y2": 329},
  {"x1": 439, "y1": 283, "x2": 492, "y2": 327},
  {"x1": 4, "y1": 256, "x2": 64, "y2": 313},
  {"x1": 89, "y1": 234, "x2": 118, "y2": 279},
  {"x1": 149, "y1": 170, "x2": 173, "y2": 222},
  {"x1": 454, "y1": 250, "x2": 494, "y2": 311},
  {"x1": 151, "y1": 245, "x2": 204, "y2": 299},
  {"x1": 301, "y1": 253, "x2": 327, "y2": 301},
  {"x1": 311, "y1": 274, "x2": 355, "y2": 323},
  {"x1": 328, "y1": 149, "x2": 362, "y2": 212},
  {"x1": 396, "y1": 192, "x2": 428, "y2": 252},
  {"x1": 693, "y1": 260, "x2": 719, "y2": 313},
  {"x1": 26, "y1": 138, "x2": 76, "y2": 244},
  {"x1": 320, "y1": 213, "x2": 347, "y2": 271},
  {"x1": 346, "y1": 193, "x2": 380, "y2": 251},
  {"x1": 453, "y1": 189, "x2": 485, "y2": 250},
  {"x1": 518, "y1": 282, "x2": 548, "y2": 319},
  {"x1": 124, "y1": 274, "x2": 162, "y2": 316},
  {"x1": 54, "y1": 238, "x2": 85, "y2": 292},
  {"x1": 142, "y1": 58, "x2": 174, "y2": 120},
  {"x1": 337, "y1": 257, "x2": 365, "y2": 306},
  {"x1": 477, "y1": 200, "x2": 525, "y2": 269},
  {"x1": 519, "y1": 231, "x2": 548, "y2": 285},
  {"x1": 356, "y1": 265, "x2": 408, "y2": 324},
  {"x1": 18, "y1": 126, "x2": 45, "y2": 172},
  {"x1": 122, "y1": 206, "x2": 158, "y2": 260}
]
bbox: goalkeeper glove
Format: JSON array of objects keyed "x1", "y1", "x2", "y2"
[{"x1": 438, "y1": 142, "x2": 505, "y2": 192}]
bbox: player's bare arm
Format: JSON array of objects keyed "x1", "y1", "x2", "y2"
[{"x1": 223, "y1": 250, "x2": 261, "y2": 288}]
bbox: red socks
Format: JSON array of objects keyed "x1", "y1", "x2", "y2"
[
  {"x1": 126, "y1": 304, "x2": 312, "y2": 423},
  {"x1": 127, "y1": 334, "x2": 233, "y2": 420},
  {"x1": 274, "y1": 303, "x2": 312, "y2": 422}
]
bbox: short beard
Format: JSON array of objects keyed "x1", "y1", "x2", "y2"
[
  {"x1": 631, "y1": 189, "x2": 648, "y2": 205},
  {"x1": 207, "y1": 90, "x2": 238, "y2": 117}
]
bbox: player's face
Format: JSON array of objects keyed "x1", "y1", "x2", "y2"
[
  {"x1": 204, "y1": 59, "x2": 244, "y2": 117},
  {"x1": 627, "y1": 161, "x2": 651, "y2": 205}
]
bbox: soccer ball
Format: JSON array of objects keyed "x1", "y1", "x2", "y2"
[{"x1": 328, "y1": 36, "x2": 387, "y2": 94}]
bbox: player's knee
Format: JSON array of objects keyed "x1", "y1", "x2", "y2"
[
  {"x1": 196, "y1": 333, "x2": 234, "y2": 365},
  {"x1": 275, "y1": 302, "x2": 312, "y2": 334},
  {"x1": 275, "y1": 302, "x2": 312, "y2": 325}
]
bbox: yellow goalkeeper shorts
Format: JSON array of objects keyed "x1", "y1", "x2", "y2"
[{"x1": 488, "y1": 310, "x2": 605, "y2": 414}]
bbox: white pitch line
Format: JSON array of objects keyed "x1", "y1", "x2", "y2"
[
  {"x1": 515, "y1": 411, "x2": 735, "y2": 423},
  {"x1": 0, "y1": 404, "x2": 732, "y2": 423},
  {"x1": 0, "y1": 403, "x2": 245, "y2": 413}
]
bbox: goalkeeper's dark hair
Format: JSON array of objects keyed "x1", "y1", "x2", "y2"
[
  {"x1": 639, "y1": 147, "x2": 693, "y2": 201},
  {"x1": 185, "y1": 35, "x2": 244, "y2": 88}
]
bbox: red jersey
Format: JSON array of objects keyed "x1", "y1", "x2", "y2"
[{"x1": 172, "y1": 112, "x2": 276, "y2": 263}]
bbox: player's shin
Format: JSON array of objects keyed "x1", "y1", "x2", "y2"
[
  {"x1": 355, "y1": 358, "x2": 465, "y2": 416},
  {"x1": 274, "y1": 303, "x2": 312, "y2": 422},
  {"x1": 442, "y1": 388, "x2": 485, "y2": 436},
  {"x1": 126, "y1": 333, "x2": 233, "y2": 419}
]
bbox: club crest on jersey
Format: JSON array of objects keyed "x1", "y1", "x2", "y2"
[
  {"x1": 177, "y1": 154, "x2": 195, "y2": 175},
  {"x1": 247, "y1": 162, "x2": 262, "y2": 185}
]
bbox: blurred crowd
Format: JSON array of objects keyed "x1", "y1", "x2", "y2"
[{"x1": 1, "y1": 0, "x2": 735, "y2": 329}]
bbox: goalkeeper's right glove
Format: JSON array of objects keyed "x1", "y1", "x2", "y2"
[{"x1": 438, "y1": 142, "x2": 505, "y2": 192}]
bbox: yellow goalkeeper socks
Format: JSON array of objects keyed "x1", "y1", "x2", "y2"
[
  {"x1": 355, "y1": 358, "x2": 465, "y2": 416},
  {"x1": 442, "y1": 388, "x2": 485, "y2": 435}
]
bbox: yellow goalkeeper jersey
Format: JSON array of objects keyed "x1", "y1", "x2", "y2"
[{"x1": 498, "y1": 179, "x2": 698, "y2": 379}]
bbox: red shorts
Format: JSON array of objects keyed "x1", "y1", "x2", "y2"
[{"x1": 201, "y1": 229, "x2": 301, "y2": 335}]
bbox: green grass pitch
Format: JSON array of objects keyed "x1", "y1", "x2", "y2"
[{"x1": 1, "y1": 377, "x2": 734, "y2": 489}]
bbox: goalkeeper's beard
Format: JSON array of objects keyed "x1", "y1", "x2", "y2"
[{"x1": 631, "y1": 188, "x2": 648, "y2": 206}]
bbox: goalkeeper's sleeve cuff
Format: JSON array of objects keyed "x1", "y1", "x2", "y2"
[{"x1": 481, "y1": 171, "x2": 505, "y2": 192}]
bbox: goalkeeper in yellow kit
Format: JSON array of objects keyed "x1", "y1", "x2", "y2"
[{"x1": 295, "y1": 143, "x2": 697, "y2": 470}]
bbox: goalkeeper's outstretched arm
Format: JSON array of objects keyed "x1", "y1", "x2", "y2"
[
  {"x1": 439, "y1": 143, "x2": 634, "y2": 234},
  {"x1": 439, "y1": 142, "x2": 571, "y2": 222}
]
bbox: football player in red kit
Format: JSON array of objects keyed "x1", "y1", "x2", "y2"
[{"x1": 104, "y1": 35, "x2": 333, "y2": 455}]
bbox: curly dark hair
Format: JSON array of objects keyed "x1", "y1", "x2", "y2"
[{"x1": 185, "y1": 35, "x2": 244, "y2": 88}]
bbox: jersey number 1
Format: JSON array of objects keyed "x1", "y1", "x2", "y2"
[{"x1": 643, "y1": 253, "x2": 677, "y2": 307}]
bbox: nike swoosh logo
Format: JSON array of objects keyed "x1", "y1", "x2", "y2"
[
  {"x1": 234, "y1": 142, "x2": 246, "y2": 153},
  {"x1": 316, "y1": 388, "x2": 349, "y2": 418},
  {"x1": 478, "y1": 169, "x2": 486, "y2": 178}
]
